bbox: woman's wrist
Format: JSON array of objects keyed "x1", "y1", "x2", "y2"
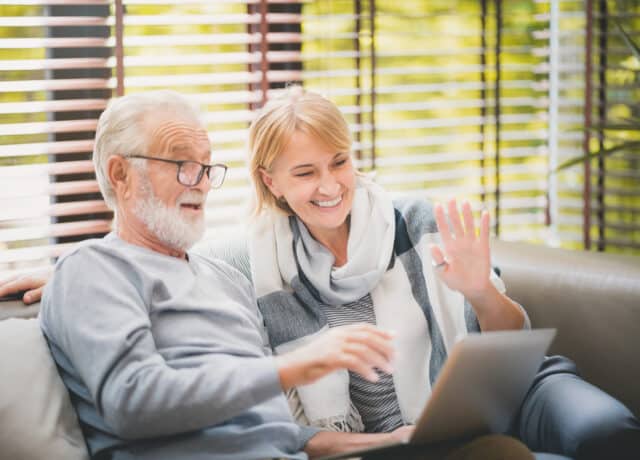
[
  {"x1": 461, "y1": 277, "x2": 497, "y2": 309},
  {"x1": 467, "y1": 285, "x2": 526, "y2": 331}
]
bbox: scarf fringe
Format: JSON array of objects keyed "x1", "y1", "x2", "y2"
[{"x1": 286, "y1": 388, "x2": 365, "y2": 432}]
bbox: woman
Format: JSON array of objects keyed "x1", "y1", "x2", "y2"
[{"x1": 245, "y1": 86, "x2": 639, "y2": 459}]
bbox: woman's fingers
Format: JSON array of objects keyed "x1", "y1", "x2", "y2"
[
  {"x1": 480, "y1": 209, "x2": 490, "y2": 243},
  {"x1": 429, "y1": 244, "x2": 448, "y2": 274},
  {"x1": 25, "y1": 286, "x2": 44, "y2": 304},
  {"x1": 434, "y1": 202, "x2": 454, "y2": 248},
  {"x1": 0, "y1": 277, "x2": 27, "y2": 302},
  {"x1": 447, "y1": 199, "x2": 465, "y2": 239},
  {"x1": 462, "y1": 201, "x2": 476, "y2": 239},
  {"x1": 0, "y1": 274, "x2": 47, "y2": 304}
]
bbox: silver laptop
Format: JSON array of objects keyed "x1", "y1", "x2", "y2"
[{"x1": 318, "y1": 328, "x2": 556, "y2": 460}]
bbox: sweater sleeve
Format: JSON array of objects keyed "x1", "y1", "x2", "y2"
[{"x1": 40, "y1": 247, "x2": 283, "y2": 440}]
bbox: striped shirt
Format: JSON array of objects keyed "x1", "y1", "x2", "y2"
[{"x1": 322, "y1": 294, "x2": 405, "y2": 433}]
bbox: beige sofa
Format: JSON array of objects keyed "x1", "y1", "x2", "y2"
[{"x1": 0, "y1": 240, "x2": 638, "y2": 459}]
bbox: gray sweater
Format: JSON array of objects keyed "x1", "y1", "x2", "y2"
[{"x1": 40, "y1": 233, "x2": 315, "y2": 460}]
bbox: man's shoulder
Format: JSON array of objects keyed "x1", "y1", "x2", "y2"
[
  {"x1": 54, "y1": 233, "x2": 128, "y2": 273},
  {"x1": 55, "y1": 234, "x2": 110, "y2": 266}
]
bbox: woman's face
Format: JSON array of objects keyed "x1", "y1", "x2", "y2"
[{"x1": 260, "y1": 130, "x2": 356, "y2": 238}]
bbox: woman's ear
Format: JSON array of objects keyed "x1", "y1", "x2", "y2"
[
  {"x1": 107, "y1": 155, "x2": 132, "y2": 200},
  {"x1": 258, "y1": 167, "x2": 281, "y2": 198}
]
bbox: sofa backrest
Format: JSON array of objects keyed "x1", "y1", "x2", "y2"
[{"x1": 492, "y1": 239, "x2": 640, "y2": 418}]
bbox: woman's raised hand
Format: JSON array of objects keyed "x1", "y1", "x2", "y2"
[
  {"x1": 275, "y1": 324, "x2": 395, "y2": 390},
  {"x1": 430, "y1": 199, "x2": 492, "y2": 301}
]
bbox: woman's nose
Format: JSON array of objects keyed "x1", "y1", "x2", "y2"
[{"x1": 317, "y1": 172, "x2": 340, "y2": 195}]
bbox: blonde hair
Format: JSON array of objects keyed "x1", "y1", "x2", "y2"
[{"x1": 248, "y1": 86, "x2": 353, "y2": 214}]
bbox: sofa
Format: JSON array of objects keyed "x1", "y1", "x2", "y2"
[{"x1": 0, "y1": 240, "x2": 638, "y2": 459}]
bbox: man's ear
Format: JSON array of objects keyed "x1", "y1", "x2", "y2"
[
  {"x1": 258, "y1": 167, "x2": 281, "y2": 198},
  {"x1": 107, "y1": 155, "x2": 133, "y2": 200}
]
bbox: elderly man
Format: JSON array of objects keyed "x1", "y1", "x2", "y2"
[{"x1": 38, "y1": 90, "x2": 402, "y2": 460}]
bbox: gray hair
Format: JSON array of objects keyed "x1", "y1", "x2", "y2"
[{"x1": 93, "y1": 90, "x2": 205, "y2": 209}]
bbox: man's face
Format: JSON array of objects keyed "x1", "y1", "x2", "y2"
[
  {"x1": 140, "y1": 114, "x2": 212, "y2": 211},
  {"x1": 129, "y1": 114, "x2": 212, "y2": 251}
]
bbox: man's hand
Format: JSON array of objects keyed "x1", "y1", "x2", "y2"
[
  {"x1": 0, "y1": 272, "x2": 50, "y2": 304},
  {"x1": 305, "y1": 425, "x2": 415, "y2": 458},
  {"x1": 275, "y1": 324, "x2": 394, "y2": 390}
]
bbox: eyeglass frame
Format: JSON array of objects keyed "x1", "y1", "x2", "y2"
[{"x1": 127, "y1": 154, "x2": 228, "y2": 188}]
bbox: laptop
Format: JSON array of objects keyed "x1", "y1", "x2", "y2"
[{"x1": 318, "y1": 328, "x2": 556, "y2": 460}]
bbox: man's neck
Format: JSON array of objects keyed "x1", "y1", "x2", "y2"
[{"x1": 116, "y1": 214, "x2": 187, "y2": 259}]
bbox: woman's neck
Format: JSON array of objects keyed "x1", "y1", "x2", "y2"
[{"x1": 307, "y1": 221, "x2": 350, "y2": 267}]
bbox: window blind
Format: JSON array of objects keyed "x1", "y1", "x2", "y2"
[
  {"x1": 0, "y1": 0, "x2": 303, "y2": 277},
  {"x1": 0, "y1": 1, "x2": 113, "y2": 276},
  {"x1": 536, "y1": 0, "x2": 640, "y2": 251},
  {"x1": 301, "y1": 0, "x2": 550, "y2": 242},
  {"x1": 1, "y1": 0, "x2": 638, "y2": 279}
]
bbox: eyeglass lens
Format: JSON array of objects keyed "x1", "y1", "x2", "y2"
[{"x1": 178, "y1": 161, "x2": 225, "y2": 187}]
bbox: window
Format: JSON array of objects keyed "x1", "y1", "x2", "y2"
[{"x1": 1, "y1": 0, "x2": 638, "y2": 278}]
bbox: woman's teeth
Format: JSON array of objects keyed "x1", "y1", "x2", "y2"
[{"x1": 313, "y1": 196, "x2": 342, "y2": 208}]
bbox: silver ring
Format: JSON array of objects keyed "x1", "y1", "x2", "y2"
[{"x1": 432, "y1": 260, "x2": 447, "y2": 270}]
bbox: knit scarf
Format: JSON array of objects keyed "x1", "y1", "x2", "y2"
[{"x1": 249, "y1": 180, "x2": 484, "y2": 432}]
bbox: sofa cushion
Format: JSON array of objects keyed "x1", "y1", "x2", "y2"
[{"x1": 0, "y1": 316, "x2": 89, "y2": 460}]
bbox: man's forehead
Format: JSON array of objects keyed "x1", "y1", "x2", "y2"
[
  {"x1": 147, "y1": 121, "x2": 211, "y2": 157},
  {"x1": 170, "y1": 142, "x2": 210, "y2": 152}
]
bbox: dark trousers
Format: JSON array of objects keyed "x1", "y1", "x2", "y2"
[{"x1": 511, "y1": 355, "x2": 640, "y2": 460}]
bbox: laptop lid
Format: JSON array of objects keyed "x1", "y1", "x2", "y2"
[{"x1": 411, "y1": 328, "x2": 556, "y2": 444}]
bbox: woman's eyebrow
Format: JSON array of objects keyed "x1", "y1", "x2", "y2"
[{"x1": 289, "y1": 163, "x2": 314, "y2": 172}]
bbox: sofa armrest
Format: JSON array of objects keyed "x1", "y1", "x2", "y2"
[
  {"x1": 0, "y1": 318, "x2": 89, "y2": 460},
  {"x1": 491, "y1": 239, "x2": 640, "y2": 418}
]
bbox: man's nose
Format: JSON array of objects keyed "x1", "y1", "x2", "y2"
[{"x1": 190, "y1": 172, "x2": 211, "y2": 193}]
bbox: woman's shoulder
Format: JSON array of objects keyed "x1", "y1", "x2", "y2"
[{"x1": 391, "y1": 195, "x2": 438, "y2": 237}]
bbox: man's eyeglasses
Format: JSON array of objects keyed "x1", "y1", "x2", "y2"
[{"x1": 128, "y1": 155, "x2": 228, "y2": 188}]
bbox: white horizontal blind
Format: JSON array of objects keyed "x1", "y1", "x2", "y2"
[
  {"x1": 0, "y1": 0, "x2": 304, "y2": 277},
  {"x1": 536, "y1": 0, "x2": 640, "y2": 252},
  {"x1": 301, "y1": 0, "x2": 550, "y2": 242},
  {"x1": 581, "y1": 0, "x2": 640, "y2": 251},
  {"x1": 116, "y1": 0, "x2": 302, "y2": 243},
  {"x1": 533, "y1": 0, "x2": 587, "y2": 249},
  {"x1": 2, "y1": 1, "x2": 637, "y2": 279},
  {"x1": 0, "y1": 1, "x2": 114, "y2": 277}
]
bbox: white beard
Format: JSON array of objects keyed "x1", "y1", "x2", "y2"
[{"x1": 134, "y1": 174, "x2": 206, "y2": 252}]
